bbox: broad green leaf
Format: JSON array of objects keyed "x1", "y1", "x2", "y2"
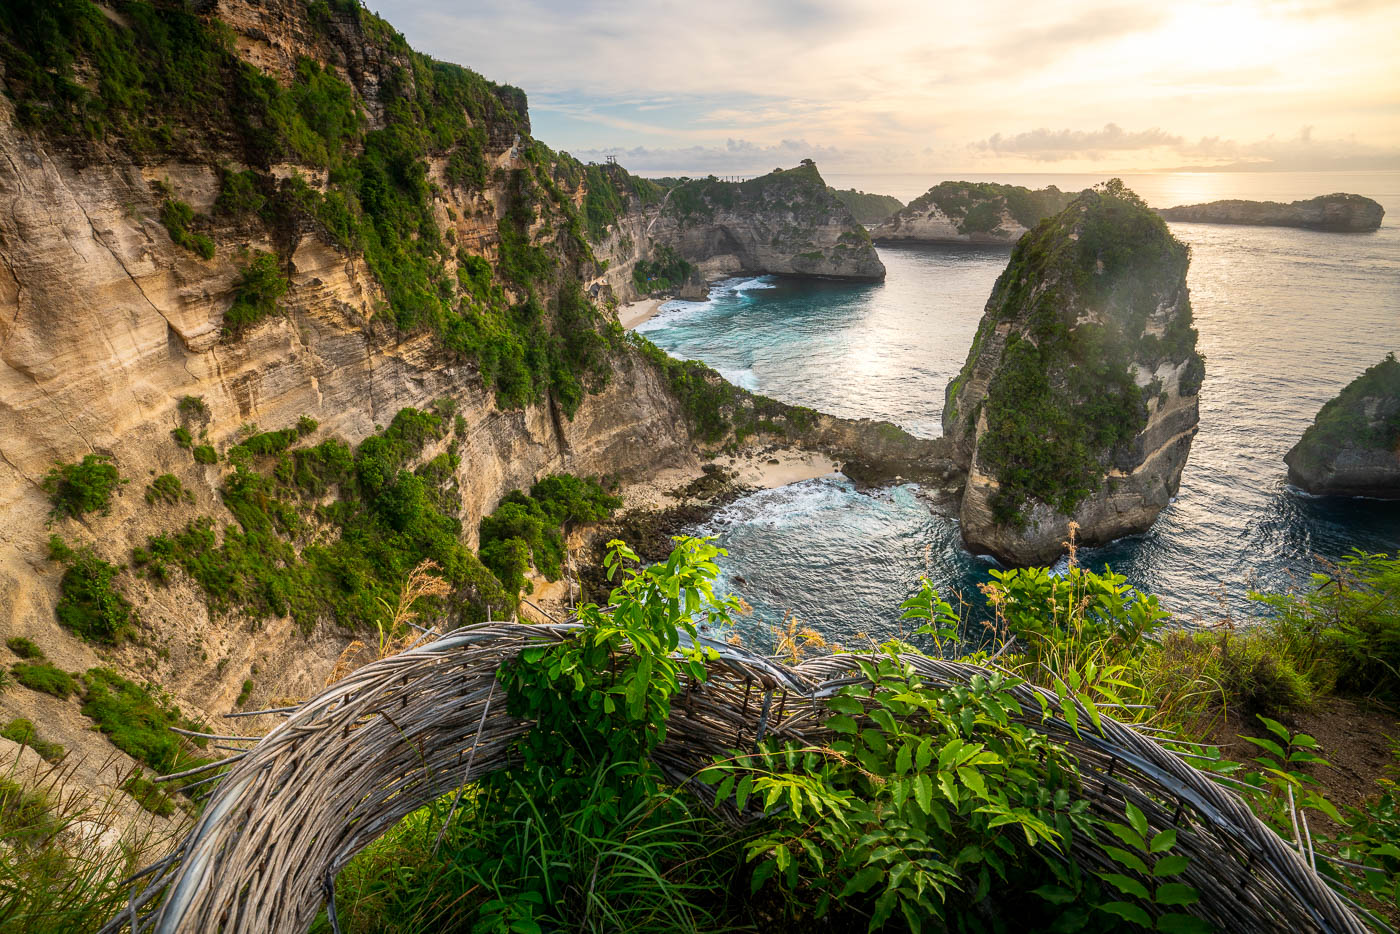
[
  {"x1": 826, "y1": 714, "x2": 858, "y2": 734},
  {"x1": 1153, "y1": 854, "x2": 1190, "y2": 878},
  {"x1": 1098, "y1": 872, "x2": 1150, "y2": 900},
  {"x1": 1150, "y1": 829, "x2": 1178, "y2": 853},
  {"x1": 1098, "y1": 901, "x2": 1152, "y2": 928},
  {"x1": 1154, "y1": 883, "x2": 1200, "y2": 906},
  {"x1": 1125, "y1": 801, "x2": 1149, "y2": 838}
]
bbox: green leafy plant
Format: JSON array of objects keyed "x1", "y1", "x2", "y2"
[
  {"x1": 5, "y1": 638, "x2": 43, "y2": 661},
  {"x1": 145, "y1": 473, "x2": 191, "y2": 506},
  {"x1": 1090, "y1": 801, "x2": 1210, "y2": 932},
  {"x1": 41, "y1": 454, "x2": 122, "y2": 519},
  {"x1": 704, "y1": 655, "x2": 1095, "y2": 931},
  {"x1": 80, "y1": 667, "x2": 206, "y2": 774},
  {"x1": 53, "y1": 548, "x2": 136, "y2": 645},
  {"x1": 11, "y1": 662, "x2": 78, "y2": 699},
  {"x1": 159, "y1": 197, "x2": 215, "y2": 259},
  {"x1": 223, "y1": 252, "x2": 289, "y2": 334}
]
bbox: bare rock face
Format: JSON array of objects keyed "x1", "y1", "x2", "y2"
[
  {"x1": 944, "y1": 183, "x2": 1204, "y2": 566},
  {"x1": 1285, "y1": 355, "x2": 1400, "y2": 498},
  {"x1": 871, "y1": 181, "x2": 1075, "y2": 246},
  {"x1": 1158, "y1": 194, "x2": 1384, "y2": 232},
  {"x1": 597, "y1": 162, "x2": 885, "y2": 296}
]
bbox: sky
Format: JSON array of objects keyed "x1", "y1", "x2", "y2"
[{"x1": 368, "y1": 0, "x2": 1400, "y2": 178}]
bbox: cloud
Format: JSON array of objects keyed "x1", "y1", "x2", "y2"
[
  {"x1": 977, "y1": 124, "x2": 1184, "y2": 161},
  {"x1": 974, "y1": 123, "x2": 1400, "y2": 171}
]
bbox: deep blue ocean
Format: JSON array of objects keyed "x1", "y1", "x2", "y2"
[{"x1": 636, "y1": 172, "x2": 1400, "y2": 645}]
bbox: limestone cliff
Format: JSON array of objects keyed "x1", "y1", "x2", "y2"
[
  {"x1": 0, "y1": 0, "x2": 933, "y2": 830},
  {"x1": 944, "y1": 182, "x2": 1204, "y2": 566},
  {"x1": 871, "y1": 181, "x2": 1076, "y2": 246},
  {"x1": 1158, "y1": 194, "x2": 1384, "y2": 232},
  {"x1": 1286, "y1": 354, "x2": 1400, "y2": 498},
  {"x1": 593, "y1": 162, "x2": 886, "y2": 299}
]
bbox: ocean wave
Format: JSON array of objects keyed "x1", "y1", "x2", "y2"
[{"x1": 715, "y1": 366, "x2": 760, "y2": 391}]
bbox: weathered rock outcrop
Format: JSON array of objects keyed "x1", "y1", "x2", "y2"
[
  {"x1": 1286, "y1": 355, "x2": 1400, "y2": 498},
  {"x1": 595, "y1": 162, "x2": 885, "y2": 299},
  {"x1": 871, "y1": 181, "x2": 1075, "y2": 246},
  {"x1": 1158, "y1": 194, "x2": 1384, "y2": 232},
  {"x1": 944, "y1": 183, "x2": 1204, "y2": 565}
]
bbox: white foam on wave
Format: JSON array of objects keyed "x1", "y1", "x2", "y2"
[
  {"x1": 715, "y1": 366, "x2": 760, "y2": 391},
  {"x1": 731, "y1": 276, "x2": 776, "y2": 292},
  {"x1": 698, "y1": 476, "x2": 858, "y2": 534}
]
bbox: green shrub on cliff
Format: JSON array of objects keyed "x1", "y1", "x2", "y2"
[
  {"x1": 11, "y1": 662, "x2": 77, "y2": 700},
  {"x1": 479, "y1": 474, "x2": 621, "y2": 593},
  {"x1": 1, "y1": 718, "x2": 65, "y2": 763},
  {"x1": 80, "y1": 667, "x2": 205, "y2": 774},
  {"x1": 1289, "y1": 353, "x2": 1400, "y2": 471},
  {"x1": 135, "y1": 406, "x2": 511, "y2": 631},
  {"x1": 42, "y1": 453, "x2": 122, "y2": 519},
  {"x1": 53, "y1": 548, "x2": 137, "y2": 645},
  {"x1": 632, "y1": 244, "x2": 694, "y2": 294},
  {"x1": 159, "y1": 198, "x2": 215, "y2": 259},
  {"x1": 222, "y1": 252, "x2": 288, "y2": 335}
]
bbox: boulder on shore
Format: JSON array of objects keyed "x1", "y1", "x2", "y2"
[
  {"x1": 944, "y1": 181, "x2": 1204, "y2": 566},
  {"x1": 1158, "y1": 194, "x2": 1384, "y2": 232},
  {"x1": 1286, "y1": 355, "x2": 1400, "y2": 499}
]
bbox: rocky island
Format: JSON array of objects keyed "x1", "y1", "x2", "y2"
[
  {"x1": 593, "y1": 161, "x2": 885, "y2": 296},
  {"x1": 943, "y1": 180, "x2": 1205, "y2": 565},
  {"x1": 871, "y1": 180, "x2": 1076, "y2": 245},
  {"x1": 1285, "y1": 354, "x2": 1400, "y2": 498},
  {"x1": 1158, "y1": 193, "x2": 1384, "y2": 231}
]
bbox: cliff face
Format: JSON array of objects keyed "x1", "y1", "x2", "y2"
[
  {"x1": 595, "y1": 163, "x2": 886, "y2": 298},
  {"x1": 0, "y1": 0, "x2": 937, "y2": 829},
  {"x1": 1285, "y1": 355, "x2": 1400, "y2": 498},
  {"x1": 944, "y1": 184, "x2": 1204, "y2": 565},
  {"x1": 0, "y1": 0, "x2": 700, "y2": 825},
  {"x1": 1158, "y1": 194, "x2": 1384, "y2": 232},
  {"x1": 871, "y1": 181, "x2": 1075, "y2": 246}
]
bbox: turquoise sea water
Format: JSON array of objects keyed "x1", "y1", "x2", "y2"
[{"x1": 638, "y1": 172, "x2": 1400, "y2": 645}]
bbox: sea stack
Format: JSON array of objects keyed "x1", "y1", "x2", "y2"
[
  {"x1": 945, "y1": 180, "x2": 1204, "y2": 566},
  {"x1": 1158, "y1": 194, "x2": 1384, "y2": 232},
  {"x1": 871, "y1": 181, "x2": 1075, "y2": 246},
  {"x1": 1285, "y1": 355, "x2": 1400, "y2": 498}
]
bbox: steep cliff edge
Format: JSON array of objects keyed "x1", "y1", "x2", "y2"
[
  {"x1": 871, "y1": 181, "x2": 1075, "y2": 246},
  {"x1": 1158, "y1": 194, "x2": 1384, "y2": 232},
  {"x1": 593, "y1": 162, "x2": 886, "y2": 300},
  {"x1": 1286, "y1": 354, "x2": 1400, "y2": 498},
  {"x1": 944, "y1": 182, "x2": 1204, "y2": 565}
]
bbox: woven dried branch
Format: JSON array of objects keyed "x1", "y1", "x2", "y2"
[{"x1": 100, "y1": 622, "x2": 1371, "y2": 934}]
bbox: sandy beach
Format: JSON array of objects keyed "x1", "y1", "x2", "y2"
[
  {"x1": 618, "y1": 446, "x2": 841, "y2": 511},
  {"x1": 618, "y1": 297, "x2": 664, "y2": 330}
]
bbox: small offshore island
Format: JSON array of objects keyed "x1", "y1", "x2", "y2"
[
  {"x1": 1158, "y1": 193, "x2": 1385, "y2": 231},
  {"x1": 1286, "y1": 354, "x2": 1400, "y2": 498}
]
